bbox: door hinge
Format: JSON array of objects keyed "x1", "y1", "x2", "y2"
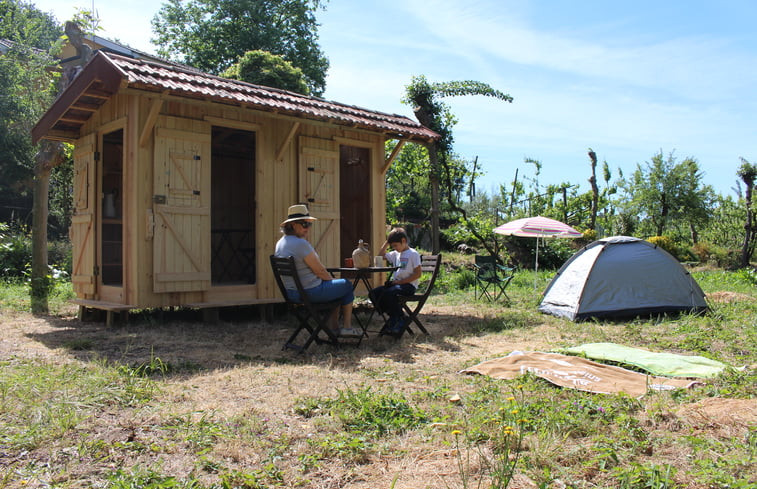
[
  {"x1": 153, "y1": 195, "x2": 167, "y2": 204},
  {"x1": 93, "y1": 265, "x2": 99, "y2": 276},
  {"x1": 94, "y1": 151, "x2": 100, "y2": 161},
  {"x1": 193, "y1": 155, "x2": 201, "y2": 160}
]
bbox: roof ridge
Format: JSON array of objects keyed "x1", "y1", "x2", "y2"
[{"x1": 103, "y1": 51, "x2": 427, "y2": 128}]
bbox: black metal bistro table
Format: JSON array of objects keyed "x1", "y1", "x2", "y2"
[{"x1": 326, "y1": 266, "x2": 398, "y2": 334}]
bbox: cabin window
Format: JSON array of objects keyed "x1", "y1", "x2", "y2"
[
  {"x1": 211, "y1": 126, "x2": 256, "y2": 284},
  {"x1": 100, "y1": 129, "x2": 123, "y2": 286}
]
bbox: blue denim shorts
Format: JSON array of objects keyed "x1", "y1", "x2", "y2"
[{"x1": 287, "y1": 278, "x2": 354, "y2": 305}]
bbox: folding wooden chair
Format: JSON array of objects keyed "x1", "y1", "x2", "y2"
[
  {"x1": 474, "y1": 255, "x2": 514, "y2": 302},
  {"x1": 270, "y1": 255, "x2": 342, "y2": 353},
  {"x1": 396, "y1": 254, "x2": 442, "y2": 336}
]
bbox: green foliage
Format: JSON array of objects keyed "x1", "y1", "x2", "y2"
[
  {"x1": 613, "y1": 463, "x2": 678, "y2": 489},
  {"x1": 734, "y1": 267, "x2": 757, "y2": 286},
  {"x1": 151, "y1": 0, "x2": 329, "y2": 95},
  {"x1": 691, "y1": 241, "x2": 740, "y2": 268},
  {"x1": 619, "y1": 150, "x2": 715, "y2": 239},
  {"x1": 0, "y1": 0, "x2": 62, "y2": 49},
  {"x1": 306, "y1": 432, "x2": 372, "y2": 463},
  {"x1": 385, "y1": 141, "x2": 432, "y2": 222},
  {"x1": 295, "y1": 386, "x2": 428, "y2": 437},
  {"x1": 222, "y1": 49, "x2": 310, "y2": 94},
  {"x1": 647, "y1": 236, "x2": 677, "y2": 256},
  {"x1": 700, "y1": 196, "x2": 746, "y2": 250},
  {"x1": 0, "y1": 222, "x2": 29, "y2": 277},
  {"x1": 0, "y1": 33, "x2": 60, "y2": 226},
  {"x1": 333, "y1": 386, "x2": 428, "y2": 436},
  {"x1": 162, "y1": 412, "x2": 226, "y2": 453},
  {"x1": 452, "y1": 268, "x2": 476, "y2": 290},
  {"x1": 0, "y1": 224, "x2": 72, "y2": 283}
]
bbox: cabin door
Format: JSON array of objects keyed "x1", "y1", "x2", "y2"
[
  {"x1": 339, "y1": 145, "x2": 371, "y2": 261},
  {"x1": 298, "y1": 136, "x2": 339, "y2": 265},
  {"x1": 152, "y1": 122, "x2": 212, "y2": 293},
  {"x1": 71, "y1": 132, "x2": 97, "y2": 298}
]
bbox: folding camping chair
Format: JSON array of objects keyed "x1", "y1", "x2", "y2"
[
  {"x1": 474, "y1": 255, "x2": 514, "y2": 302},
  {"x1": 270, "y1": 255, "x2": 349, "y2": 353},
  {"x1": 395, "y1": 254, "x2": 442, "y2": 336}
]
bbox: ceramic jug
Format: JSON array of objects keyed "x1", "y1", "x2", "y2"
[{"x1": 351, "y1": 239, "x2": 371, "y2": 269}]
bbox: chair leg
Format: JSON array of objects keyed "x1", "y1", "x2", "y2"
[
  {"x1": 402, "y1": 304, "x2": 429, "y2": 335},
  {"x1": 283, "y1": 308, "x2": 339, "y2": 352}
]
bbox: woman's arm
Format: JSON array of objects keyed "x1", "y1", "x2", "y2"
[{"x1": 303, "y1": 251, "x2": 333, "y2": 281}]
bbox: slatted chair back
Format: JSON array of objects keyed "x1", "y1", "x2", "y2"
[
  {"x1": 398, "y1": 254, "x2": 442, "y2": 335},
  {"x1": 269, "y1": 255, "x2": 340, "y2": 352}
]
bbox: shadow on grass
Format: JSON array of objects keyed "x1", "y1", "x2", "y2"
[{"x1": 24, "y1": 301, "x2": 545, "y2": 376}]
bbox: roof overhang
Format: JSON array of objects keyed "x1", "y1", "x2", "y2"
[
  {"x1": 33, "y1": 51, "x2": 440, "y2": 144},
  {"x1": 32, "y1": 53, "x2": 125, "y2": 143}
]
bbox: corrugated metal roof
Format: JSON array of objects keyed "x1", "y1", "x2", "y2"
[{"x1": 33, "y1": 51, "x2": 439, "y2": 143}]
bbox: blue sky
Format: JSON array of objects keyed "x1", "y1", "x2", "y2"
[{"x1": 32, "y1": 0, "x2": 757, "y2": 197}]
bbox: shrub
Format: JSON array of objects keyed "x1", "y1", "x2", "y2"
[
  {"x1": 0, "y1": 223, "x2": 30, "y2": 278},
  {"x1": 647, "y1": 236, "x2": 676, "y2": 255},
  {"x1": 691, "y1": 241, "x2": 716, "y2": 263},
  {"x1": 453, "y1": 269, "x2": 476, "y2": 290},
  {"x1": 0, "y1": 223, "x2": 72, "y2": 280}
]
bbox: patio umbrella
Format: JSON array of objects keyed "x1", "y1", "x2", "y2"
[{"x1": 494, "y1": 216, "x2": 582, "y2": 287}]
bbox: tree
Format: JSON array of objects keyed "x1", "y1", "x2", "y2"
[
  {"x1": 737, "y1": 158, "x2": 757, "y2": 267},
  {"x1": 0, "y1": 1, "x2": 62, "y2": 225},
  {"x1": 222, "y1": 49, "x2": 310, "y2": 94},
  {"x1": 151, "y1": 0, "x2": 329, "y2": 95},
  {"x1": 621, "y1": 150, "x2": 714, "y2": 240},
  {"x1": 0, "y1": 0, "x2": 60, "y2": 49},
  {"x1": 384, "y1": 141, "x2": 432, "y2": 223},
  {"x1": 403, "y1": 76, "x2": 513, "y2": 254}
]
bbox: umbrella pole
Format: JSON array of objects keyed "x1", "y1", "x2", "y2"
[{"x1": 534, "y1": 237, "x2": 539, "y2": 289}]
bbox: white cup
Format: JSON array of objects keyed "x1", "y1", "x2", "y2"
[{"x1": 374, "y1": 256, "x2": 383, "y2": 267}]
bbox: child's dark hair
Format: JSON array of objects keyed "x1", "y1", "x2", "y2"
[{"x1": 387, "y1": 227, "x2": 408, "y2": 244}]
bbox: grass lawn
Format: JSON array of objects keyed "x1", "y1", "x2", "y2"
[{"x1": 0, "y1": 264, "x2": 755, "y2": 488}]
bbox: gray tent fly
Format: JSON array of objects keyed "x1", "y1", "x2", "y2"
[{"x1": 538, "y1": 236, "x2": 708, "y2": 321}]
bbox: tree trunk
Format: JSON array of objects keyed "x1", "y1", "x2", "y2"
[
  {"x1": 741, "y1": 184, "x2": 753, "y2": 267},
  {"x1": 428, "y1": 144, "x2": 441, "y2": 254},
  {"x1": 588, "y1": 150, "x2": 598, "y2": 230},
  {"x1": 31, "y1": 140, "x2": 63, "y2": 314}
]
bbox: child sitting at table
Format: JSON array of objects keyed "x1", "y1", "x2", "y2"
[{"x1": 369, "y1": 227, "x2": 422, "y2": 337}]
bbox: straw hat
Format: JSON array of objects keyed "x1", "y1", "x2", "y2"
[{"x1": 280, "y1": 204, "x2": 318, "y2": 226}]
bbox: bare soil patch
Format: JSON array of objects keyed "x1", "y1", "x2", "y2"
[{"x1": 707, "y1": 290, "x2": 755, "y2": 303}]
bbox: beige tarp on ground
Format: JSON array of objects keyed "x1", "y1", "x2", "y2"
[{"x1": 461, "y1": 351, "x2": 701, "y2": 398}]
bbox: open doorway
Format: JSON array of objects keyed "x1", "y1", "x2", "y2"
[
  {"x1": 100, "y1": 129, "x2": 123, "y2": 287},
  {"x1": 210, "y1": 126, "x2": 256, "y2": 284},
  {"x1": 339, "y1": 145, "x2": 371, "y2": 259}
]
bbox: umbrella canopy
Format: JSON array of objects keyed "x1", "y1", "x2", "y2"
[
  {"x1": 494, "y1": 216, "x2": 582, "y2": 288},
  {"x1": 494, "y1": 216, "x2": 582, "y2": 238}
]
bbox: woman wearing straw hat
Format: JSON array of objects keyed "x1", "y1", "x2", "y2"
[{"x1": 274, "y1": 204, "x2": 360, "y2": 337}]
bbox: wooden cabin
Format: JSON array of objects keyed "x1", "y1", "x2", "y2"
[{"x1": 32, "y1": 51, "x2": 438, "y2": 320}]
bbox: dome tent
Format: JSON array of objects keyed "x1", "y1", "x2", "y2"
[{"x1": 538, "y1": 236, "x2": 708, "y2": 321}]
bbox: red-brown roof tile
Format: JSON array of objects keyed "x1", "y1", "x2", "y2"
[{"x1": 33, "y1": 51, "x2": 439, "y2": 143}]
